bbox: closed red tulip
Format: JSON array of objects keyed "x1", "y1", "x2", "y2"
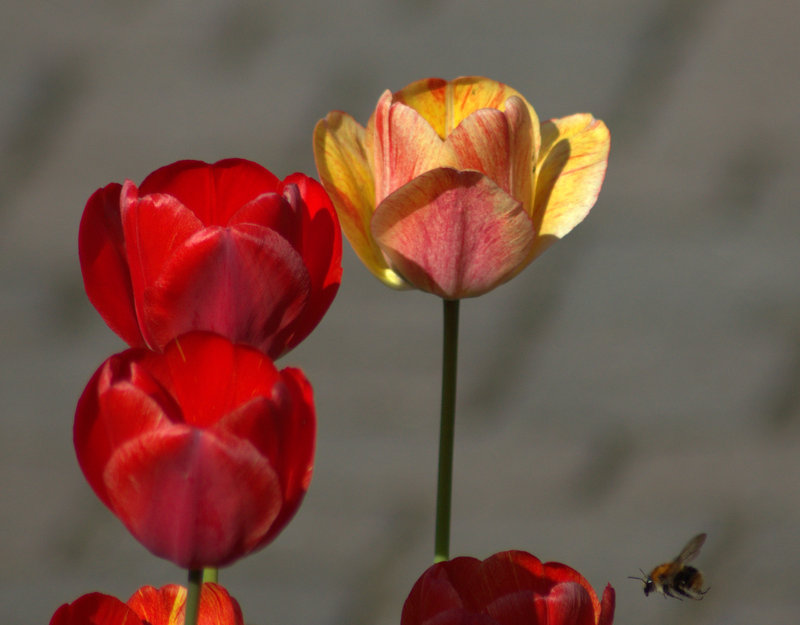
[
  {"x1": 50, "y1": 583, "x2": 243, "y2": 625},
  {"x1": 74, "y1": 332, "x2": 316, "y2": 568},
  {"x1": 79, "y1": 159, "x2": 342, "y2": 359},
  {"x1": 402, "y1": 551, "x2": 615, "y2": 625}
]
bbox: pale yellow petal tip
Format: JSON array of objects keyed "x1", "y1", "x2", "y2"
[{"x1": 377, "y1": 267, "x2": 412, "y2": 290}]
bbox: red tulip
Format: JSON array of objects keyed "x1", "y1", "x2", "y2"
[
  {"x1": 50, "y1": 583, "x2": 243, "y2": 625},
  {"x1": 74, "y1": 332, "x2": 316, "y2": 568},
  {"x1": 401, "y1": 551, "x2": 615, "y2": 625},
  {"x1": 79, "y1": 159, "x2": 342, "y2": 359}
]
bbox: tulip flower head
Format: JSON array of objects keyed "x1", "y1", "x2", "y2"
[
  {"x1": 79, "y1": 159, "x2": 342, "y2": 358},
  {"x1": 402, "y1": 551, "x2": 615, "y2": 625},
  {"x1": 50, "y1": 583, "x2": 243, "y2": 625},
  {"x1": 74, "y1": 332, "x2": 316, "y2": 569},
  {"x1": 314, "y1": 76, "x2": 610, "y2": 298}
]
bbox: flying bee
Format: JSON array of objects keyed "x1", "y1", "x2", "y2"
[{"x1": 629, "y1": 533, "x2": 710, "y2": 600}]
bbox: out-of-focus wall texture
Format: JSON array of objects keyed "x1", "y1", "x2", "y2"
[{"x1": 2, "y1": 1, "x2": 798, "y2": 624}]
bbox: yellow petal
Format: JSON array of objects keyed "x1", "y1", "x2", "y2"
[
  {"x1": 447, "y1": 95, "x2": 535, "y2": 213},
  {"x1": 529, "y1": 113, "x2": 610, "y2": 257},
  {"x1": 394, "y1": 76, "x2": 540, "y2": 148},
  {"x1": 314, "y1": 112, "x2": 407, "y2": 288}
]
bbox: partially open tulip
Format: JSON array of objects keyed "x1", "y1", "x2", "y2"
[
  {"x1": 314, "y1": 76, "x2": 609, "y2": 298},
  {"x1": 79, "y1": 158, "x2": 342, "y2": 359},
  {"x1": 50, "y1": 583, "x2": 243, "y2": 625},
  {"x1": 74, "y1": 332, "x2": 316, "y2": 569},
  {"x1": 401, "y1": 551, "x2": 615, "y2": 625}
]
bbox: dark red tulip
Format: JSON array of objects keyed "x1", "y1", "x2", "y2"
[
  {"x1": 50, "y1": 583, "x2": 243, "y2": 625},
  {"x1": 402, "y1": 551, "x2": 615, "y2": 625},
  {"x1": 74, "y1": 332, "x2": 316, "y2": 568},
  {"x1": 79, "y1": 159, "x2": 342, "y2": 359}
]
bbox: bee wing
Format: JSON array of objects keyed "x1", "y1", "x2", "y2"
[{"x1": 675, "y1": 533, "x2": 706, "y2": 565}]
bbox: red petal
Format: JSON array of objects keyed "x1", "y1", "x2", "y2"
[
  {"x1": 140, "y1": 224, "x2": 311, "y2": 357},
  {"x1": 138, "y1": 159, "x2": 281, "y2": 226},
  {"x1": 79, "y1": 183, "x2": 145, "y2": 347},
  {"x1": 246, "y1": 367, "x2": 316, "y2": 548},
  {"x1": 74, "y1": 350, "x2": 180, "y2": 508},
  {"x1": 270, "y1": 174, "x2": 343, "y2": 355},
  {"x1": 120, "y1": 180, "x2": 205, "y2": 348},
  {"x1": 597, "y1": 585, "x2": 615, "y2": 625},
  {"x1": 543, "y1": 583, "x2": 598, "y2": 625},
  {"x1": 372, "y1": 169, "x2": 535, "y2": 298},
  {"x1": 49, "y1": 592, "x2": 142, "y2": 625},
  {"x1": 104, "y1": 425, "x2": 282, "y2": 568},
  {"x1": 150, "y1": 333, "x2": 281, "y2": 427}
]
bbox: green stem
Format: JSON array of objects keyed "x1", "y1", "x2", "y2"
[
  {"x1": 202, "y1": 567, "x2": 218, "y2": 584},
  {"x1": 184, "y1": 569, "x2": 203, "y2": 625},
  {"x1": 434, "y1": 299, "x2": 460, "y2": 563}
]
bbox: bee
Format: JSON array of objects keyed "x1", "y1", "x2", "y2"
[{"x1": 629, "y1": 533, "x2": 710, "y2": 600}]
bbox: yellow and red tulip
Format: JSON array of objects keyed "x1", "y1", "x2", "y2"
[{"x1": 314, "y1": 76, "x2": 609, "y2": 298}]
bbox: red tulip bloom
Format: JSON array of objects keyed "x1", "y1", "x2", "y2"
[
  {"x1": 74, "y1": 332, "x2": 316, "y2": 568},
  {"x1": 79, "y1": 159, "x2": 342, "y2": 359},
  {"x1": 50, "y1": 583, "x2": 243, "y2": 625},
  {"x1": 402, "y1": 551, "x2": 615, "y2": 625}
]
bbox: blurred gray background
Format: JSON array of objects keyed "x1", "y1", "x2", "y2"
[{"x1": 2, "y1": 1, "x2": 798, "y2": 624}]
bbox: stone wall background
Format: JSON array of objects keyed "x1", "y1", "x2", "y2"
[{"x1": 1, "y1": 1, "x2": 798, "y2": 624}]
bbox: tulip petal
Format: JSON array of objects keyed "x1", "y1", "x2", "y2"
[
  {"x1": 544, "y1": 583, "x2": 598, "y2": 625},
  {"x1": 598, "y1": 585, "x2": 615, "y2": 625},
  {"x1": 529, "y1": 114, "x2": 610, "y2": 259},
  {"x1": 79, "y1": 183, "x2": 145, "y2": 347},
  {"x1": 128, "y1": 584, "x2": 244, "y2": 625},
  {"x1": 49, "y1": 593, "x2": 141, "y2": 625},
  {"x1": 74, "y1": 353, "x2": 181, "y2": 508},
  {"x1": 447, "y1": 96, "x2": 535, "y2": 213},
  {"x1": 105, "y1": 425, "x2": 282, "y2": 568},
  {"x1": 268, "y1": 175, "x2": 343, "y2": 355},
  {"x1": 120, "y1": 181, "x2": 205, "y2": 347},
  {"x1": 394, "y1": 77, "x2": 539, "y2": 146},
  {"x1": 142, "y1": 223, "x2": 311, "y2": 358},
  {"x1": 372, "y1": 168, "x2": 535, "y2": 298},
  {"x1": 369, "y1": 90, "x2": 457, "y2": 205},
  {"x1": 127, "y1": 585, "x2": 185, "y2": 625},
  {"x1": 314, "y1": 111, "x2": 406, "y2": 288},
  {"x1": 138, "y1": 159, "x2": 281, "y2": 226}
]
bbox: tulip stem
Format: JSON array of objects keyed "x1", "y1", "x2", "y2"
[
  {"x1": 185, "y1": 569, "x2": 202, "y2": 625},
  {"x1": 202, "y1": 567, "x2": 218, "y2": 584},
  {"x1": 434, "y1": 299, "x2": 460, "y2": 563}
]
